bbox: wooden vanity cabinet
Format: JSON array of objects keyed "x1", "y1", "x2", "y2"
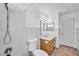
[{"x1": 40, "y1": 38, "x2": 55, "y2": 55}]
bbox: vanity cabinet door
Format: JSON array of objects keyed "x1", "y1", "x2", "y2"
[
  {"x1": 40, "y1": 39, "x2": 49, "y2": 54},
  {"x1": 40, "y1": 39, "x2": 55, "y2": 55},
  {"x1": 49, "y1": 40, "x2": 55, "y2": 55}
]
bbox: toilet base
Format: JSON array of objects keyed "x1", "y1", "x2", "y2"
[
  {"x1": 31, "y1": 49, "x2": 48, "y2": 56},
  {"x1": 28, "y1": 51, "x2": 33, "y2": 56}
]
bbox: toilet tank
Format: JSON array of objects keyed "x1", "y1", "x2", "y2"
[{"x1": 27, "y1": 39, "x2": 38, "y2": 51}]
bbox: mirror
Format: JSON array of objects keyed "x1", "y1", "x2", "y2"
[
  {"x1": 40, "y1": 16, "x2": 54, "y2": 31},
  {"x1": 43, "y1": 22, "x2": 54, "y2": 31}
]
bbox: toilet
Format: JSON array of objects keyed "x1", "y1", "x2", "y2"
[{"x1": 27, "y1": 39, "x2": 48, "y2": 56}]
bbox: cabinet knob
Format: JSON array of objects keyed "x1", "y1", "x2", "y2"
[{"x1": 45, "y1": 41, "x2": 48, "y2": 44}]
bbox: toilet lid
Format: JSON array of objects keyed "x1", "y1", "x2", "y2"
[{"x1": 33, "y1": 49, "x2": 48, "y2": 56}]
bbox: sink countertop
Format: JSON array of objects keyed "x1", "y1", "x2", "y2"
[{"x1": 40, "y1": 32, "x2": 56, "y2": 41}]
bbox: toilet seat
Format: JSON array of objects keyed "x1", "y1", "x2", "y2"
[{"x1": 32, "y1": 49, "x2": 48, "y2": 56}]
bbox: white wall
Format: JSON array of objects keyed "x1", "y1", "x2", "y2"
[
  {"x1": 0, "y1": 3, "x2": 7, "y2": 55},
  {"x1": 1, "y1": 3, "x2": 40, "y2": 56},
  {"x1": 25, "y1": 6, "x2": 41, "y2": 49},
  {"x1": 26, "y1": 6, "x2": 40, "y2": 28},
  {"x1": 8, "y1": 5, "x2": 28, "y2": 56},
  {"x1": 76, "y1": 9, "x2": 79, "y2": 49},
  {"x1": 0, "y1": 3, "x2": 28, "y2": 56},
  {"x1": 8, "y1": 4, "x2": 41, "y2": 55}
]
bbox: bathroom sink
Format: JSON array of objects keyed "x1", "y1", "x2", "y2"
[{"x1": 40, "y1": 31, "x2": 55, "y2": 40}]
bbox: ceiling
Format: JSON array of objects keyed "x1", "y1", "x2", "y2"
[
  {"x1": 9, "y1": 3, "x2": 79, "y2": 11},
  {"x1": 8, "y1": 3, "x2": 79, "y2": 22}
]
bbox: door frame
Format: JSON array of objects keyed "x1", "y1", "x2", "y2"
[{"x1": 59, "y1": 9, "x2": 77, "y2": 48}]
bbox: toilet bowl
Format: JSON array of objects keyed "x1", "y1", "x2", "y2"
[
  {"x1": 33, "y1": 49, "x2": 48, "y2": 56},
  {"x1": 27, "y1": 39, "x2": 48, "y2": 56}
]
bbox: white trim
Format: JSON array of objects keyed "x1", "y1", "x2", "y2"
[
  {"x1": 74, "y1": 10, "x2": 78, "y2": 48},
  {"x1": 74, "y1": 13, "x2": 76, "y2": 48}
]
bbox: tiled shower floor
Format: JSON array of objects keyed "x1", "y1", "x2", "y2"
[{"x1": 51, "y1": 45, "x2": 79, "y2": 56}]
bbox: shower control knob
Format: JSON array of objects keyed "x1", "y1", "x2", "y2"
[{"x1": 4, "y1": 47, "x2": 13, "y2": 56}]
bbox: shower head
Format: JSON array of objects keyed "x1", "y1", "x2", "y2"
[
  {"x1": 3, "y1": 3, "x2": 12, "y2": 45},
  {"x1": 4, "y1": 3, "x2": 8, "y2": 10}
]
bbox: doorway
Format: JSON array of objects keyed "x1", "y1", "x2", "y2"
[{"x1": 59, "y1": 10, "x2": 77, "y2": 48}]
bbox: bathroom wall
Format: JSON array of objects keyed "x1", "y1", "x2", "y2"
[
  {"x1": 25, "y1": 5, "x2": 40, "y2": 49},
  {"x1": 26, "y1": 5, "x2": 40, "y2": 28},
  {"x1": 76, "y1": 9, "x2": 79, "y2": 50},
  {"x1": 0, "y1": 3, "x2": 29, "y2": 56},
  {"x1": 0, "y1": 3, "x2": 7, "y2": 55},
  {"x1": 8, "y1": 3, "x2": 41, "y2": 55},
  {"x1": 8, "y1": 4, "x2": 28, "y2": 56}
]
